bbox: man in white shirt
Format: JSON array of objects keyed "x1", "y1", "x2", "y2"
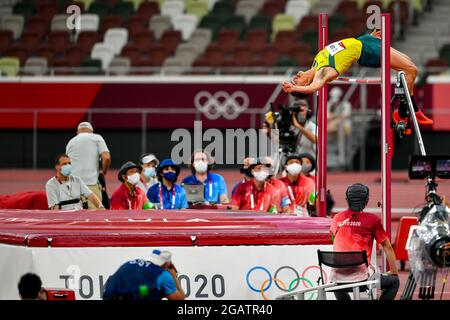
[
  {"x1": 66, "y1": 122, "x2": 111, "y2": 209},
  {"x1": 291, "y1": 100, "x2": 317, "y2": 158},
  {"x1": 45, "y1": 154, "x2": 103, "y2": 210}
]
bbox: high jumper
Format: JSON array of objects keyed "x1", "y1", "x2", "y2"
[{"x1": 282, "y1": 30, "x2": 433, "y2": 135}]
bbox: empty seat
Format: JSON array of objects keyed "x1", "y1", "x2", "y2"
[
  {"x1": 260, "y1": 44, "x2": 280, "y2": 65},
  {"x1": 248, "y1": 14, "x2": 271, "y2": 33},
  {"x1": 80, "y1": 58, "x2": 103, "y2": 74},
  {"x1": 37, "y1": 3, "x2": 59, "y2": 21},
  {"x1": 185, "y1": 0, "x2": 208, "y2": 20},
  {"x1": 108, "y1": 56, "x2": 131, "y2": 74},
  {"x1": 222, "y1": 15, "x2": 246, "y2": 37},
  {"x1": 300, "y1": 30, "x2": 318, "y2": 52},
  {"x1": 4, "y1": 44, "x2": 29, "y2": 65},
  {"x1": 217, "y1": 29, "x2": 240, "y2": 51},
  {"x1": 50, "y1": 14, "x2": 68, "y2": 31},
  {"x1": 199, "y1": 14, "x2": 222, "y2": 40},
  {"x1": 76, "y1": 31, "x2": 99, "y2": 54},
  {"x1": 236, "y1": 0, "x2": 260, "y2": 23},
  {"x1": 79, "y1": 14, "x2": 100, "y2": 32},
  {"x1": 88, "y1": 2, "x2": 108, "y2": 18},
  {"x1": 99, "y1": 15, "x2": 123, "y2": 35},
  {"x1": 173, "y1": 14, "x2": 198, "y2": 40},
  {"x1": 121, "y1": 44, "x2": 141, "y2": 64},
  {"x1": 231, "y1": 44, "x2": 252, "y2": 65},
  {"x1": 272, "y1": 14, "x2": 296, "y2": 38},
  {"x1": 0, "y1": 57, "x2": 20, "y2": 76},
  {"x1": 35, "y1": 44, "x2": 57, "y2": 65},
  {"x1": 204, "y1": 43, "x2": 225, "y2": 63},
  {"x1": 137, "y1": 1, "x2": 160, "y2": 20},
  {"x1": 161, "y1": 0, "x2": 184, "y2": 22},
  {"x1": 25, "y1": 16, "x2": 49, "y2": 37},
  {"x1": 0, "y1": 6, "x2": 13, "y2": 18},
  {"x1": 285, "y1": 0, "x2": 310, "y2": 24},
  {"x1": 0, "y1": 30, "x2": 14, "y2": 54},
  {"x1": 12, "y1": 1, "x2": 36, "y2": 21},
  {"x1": 328, "y1": 14, "x2": 346, "y2": 31},
  {"x1": 336, "y1": 0, "x2": 359, "y2": 17},
  {"x1": 296, "y1": 14, "x2": 316, "y2": 37},
  {"x1": 1, "y1": 15, "x2": 25, "y2": 40},
  {"x1": 47, "y1": 31, "x2": 72, "y2": 52},
  {"x1": 142, "y1": 44, "x2": 169, "y2": 66},
  {"x1": 245, "y1": 29, "x2": 268, "y2": 51},
  {"x1": 188, "y1": 28, "x2": 212, "y2": 54},
  {"x1": 160, "y1": 29, "x2": 181, "y2": 53},
  {"x1": 124, "y1": 0, "x2": 145, "y2": 10},
  {"x1": 273, "y1": 30, "x2": 297, "y2": 54},
  {"x1": 126, "y1": 15, "x2": 148, "y2": 38},
  {"x1": 175, "y1": 43, "x2": 199, "y2": 64},
  {"x1": 149, "y1": 15, "x2": 171, "y2": 40},
  {"x1": 331, "y1": 28, "x2": 352, "y2": 43},
  {"x1": 104, "y1": 28, "x2": 128, "y2": 54},
  {"x1": 20, "y1": 31, "x2": 43, "y2": 52},
  {"x1": 91, "y1": 42, "x2": 115, "y2": 69},
  {"x1": 110, "y1": 1, "x2": 135, "y2": 22},
  {"x1": 77, "y1": 0, "x2": 95, "y2": 11},
  {"x1": 261, "y1": 0, "x2": 285, "y2": 19},
  {"x1": 23, "y1": 56, "x2": 48, "y2": 75},
  {"x1": 162, "y1": 56, "x2": 190, "y2": 74},
  {"x1": 65, "y1": 45, "x2": 87, "y2": 66},
  {"x1": 131, "y1": 30, "x2": 155, "y2": 52}
]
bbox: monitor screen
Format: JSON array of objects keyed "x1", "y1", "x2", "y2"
[
  {"x1": 436, "y1": 158, "x2": 450, "y2": 179},
  {"x1": 409, "y1": 156, "x2": 433, "y2": 179}
]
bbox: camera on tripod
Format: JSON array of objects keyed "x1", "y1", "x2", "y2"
[{"x1": 270, "y1": 103, "x2": 302, "y2": 151}]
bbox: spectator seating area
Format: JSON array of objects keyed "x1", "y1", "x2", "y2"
[{"x1": 0, "y1": 0, "x2": 440, "y2": 76}]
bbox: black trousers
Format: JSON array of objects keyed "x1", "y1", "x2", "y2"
[{"x1": 333, "y1": 274, "x2": 400, "y2": 300}]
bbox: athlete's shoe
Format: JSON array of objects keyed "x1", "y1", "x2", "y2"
[
  {"x1": 414, "y1": 110, "x2": 433, "y2": 125},
  {"x1": 392, "y1": 110, "x2": 407, "y2": 125},
  {"x1": 392, "y1": 110, "x2": 412, "y2": 136}
]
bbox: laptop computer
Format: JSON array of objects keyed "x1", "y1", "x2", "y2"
[{"x1": 182, "y1": 184, "x2": 205, "y2": 204}]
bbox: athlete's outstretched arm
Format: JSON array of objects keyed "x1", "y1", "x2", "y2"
[{"x1": 282, "y1": 68, "x2": 339, "y2": 94}]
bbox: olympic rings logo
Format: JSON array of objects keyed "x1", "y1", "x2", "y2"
[
  {"x1": 194, "y1": 90, "x2": 249, "y2": 120},
  {"x1": 245, "y1": 265, "x2": 328, "y2": 300}
]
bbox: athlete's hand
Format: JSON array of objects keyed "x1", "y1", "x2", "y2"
[
  {"x1": 371, "y1": 29, "x2": 382, "y2": 39},
  {"x1": 282, "y1": 81, "x2": 295, "y2": 92}
]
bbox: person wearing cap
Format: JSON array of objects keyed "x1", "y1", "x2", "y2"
[
  {"x1": 181, "y1": 150, "x2": 229, "y2": 204},
  {"x1": 137, "y1": 153, "x2": 160, "y2": 193},
  {"x1": 263, "y1": 156, "x2": 289, "y2": 212},
  {"x1": 103, "y1": 249, "x2": 185, "y2": 300},
  {"x1": 45, "y1": 153, "x2": 104, "y2": 210},
  {"x1": 231, "y1": 158, "x2": 290, "y2": 213},
  {"x1": 298, "y1": 153, "x2": 316, "y2": 183},
  {"x1": 147, "y1": 159, "x2": 188, "y2": 210},
  {"x1": 279, "y1": 154, "x2": 315, "y2": 216},
  {"x1": 231, "y1": 156, "x2": 256, "y2": 197},
  {"x1": 66, "y1": 122, "x2": 111, "y2": 209},
  {"x1": 110, "y1": 161, "x2": 152, "y2": 210}
]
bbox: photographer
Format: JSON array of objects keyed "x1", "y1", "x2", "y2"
[
  {"x1": 291, "y1": 99, "x2": 317, "y2": 158},
  {"x1": 103, "y1": 249, "x2": 185, "y2": 300}
]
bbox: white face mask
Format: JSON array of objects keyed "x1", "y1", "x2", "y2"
[
  {"x1": 127, "y1": 172, "x2": 140, "y2": 185},
  {"x1": 253, "y1": 171, "x2": 269, "y2": 182},
  {"x1": 286, "y1": 163, "x2": 302, "y2": 176},
  {"x1": 193, "y1": 160, "x2": 208, "y2": 173}
]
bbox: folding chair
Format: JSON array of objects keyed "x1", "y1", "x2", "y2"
[{"x1": 276, "y1": 250, "x2": 380, "y2": 300}]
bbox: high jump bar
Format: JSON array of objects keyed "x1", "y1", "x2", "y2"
[{"x1": 316, "y1": 14, "x2": 392, "y2": 259}]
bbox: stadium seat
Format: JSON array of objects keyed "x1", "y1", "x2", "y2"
[
  {"x1": 149, "y1": 14, "x2": 171, "y2": 40},
  {"x1": 37, "y1": 2, "x2": 59, "y2": 21},
  {"x1": 161, "y1": 0, "x2": 184, "y2": 22},
  {"x1": 25, "y1": 16, "x2": 49, "y2": 37},
  {"x1": 142, "y1": 44, "x2": 169, "y2": 66},
  {"x1": 328, "y1": 14, "x2": 346, "y2": 31},
  {"x1": 331, "y1": 28, "x2": 352, "y2": 43},
  {"x1": 126, "y1": 15, "x2": 148, "y2": 38},
  {"x1": 236, "y1": 0, "x2": 260, "y2": 23},
  {"x1": 48, "y1": 31, "x2": 72, "y2": 52},
  {"x1": 91, "y1": 42, "x2": 115, "y2": 69},
  {"x1": 174, "y1": 43, "x2": 199, "y2": 64},
  {"x1": 76, "y1": 31, "x2": 100, "y2": 54},
  {"x1": 23, "y1": 56, "x2": 48, "y2": 75},
  {"x1": 0, "y1": 6, "x2": 12, "y2": 18},
  {"x1": 203, "y1": 43, "x2": 225, "y2": 65},
  {"x1": 173, "y1": 14, "x2": 198, "y2": 40},
  {"x1": 131, "y1": 30, "x2": 155, "y2": 53},
  {"x1": 217, "y1": 29, "x2": 240, "y2": 49},
  {"x1": 124, "y1": 0, "x2": 144, "y2": 10},
  {"x1": 300, "y1": 29, "x2": 318, "y2": 52},
  {"x1": 108, "y1": 56, "x2": 131, "y2": 74},
  {"x1": 99, "y1": 15, "x2": 123, "y2": 36},
  {"x1": 88, "y1": 2, "x2": 108, "y2": 18},
  {"x1": 273, "y1": 30, "x2": 297, "y2": 54},
  {"x1": 12, "y1": 1, "x2": 36, "y2": 21},
  {"x1": 261, "y1": 0, "x2": 285, "y2": 19},
  {"x1": 199, "y1": 14, "x2": 222, "y2": 40},
  {"x1": 50, "y1": 14, "x2": 68, "y2": 31},
  {"x1": 162, "y1": 56, "x2": 190, "y2": 74},
  {"x1": 245, "y1": 28, "x2": 269, "y2": 51},
  {"x1": 1, "y1": 15, "x2": 25, "y2": 40},
  {"x1": 65, "y1": 45, "x2": 86, "y2": 66},
  {"x1": 346, "y1": 16, "x2": 367, "y2": 36},
  {"x1": 290, "y1": 47, "x2": 313, "y2": 67},
  {"x1": 121, "y1": 43, "x2": 141, "y2": 64},
  {"x1": 104, "y1": 28, "x2": 128, "y2": 54},
  {"x1": 335, "y1": 0, "x2": 359, "y2": 18},
  {"x1": 439, "y1": 44, "x2": 450, "y2": 65},
  {"x1": 4, "y1": 44, "x2": 29, "y2": 65},
  {"x1": 77, "y1": 0, "x2": 95, "y2": 11},
  {"x1": 0, "y1": 56, "x2": 20, "y2": 76},
  {"x1": 188, "y1": 28, "x2": 212, "y2": 53},
  {"x1": 260, "y1": 44, "x2": 281, "y2": 66},
  {"x1": 285, "y1": 0, "x2": 310, "y2": 25},
  {"x1": 276, "y1": 55, "x2": 297, "y2": 67},
  {"x1": 185, "y1": 0, "x2": 209, "y2": 20},
  {"x1": 79, "y1": 14, "x2": 100, "y2": 32},
  {"x1": 248, "y1": 14, "x2": 271, "y2": 33},
  {"x1": 296, "y1": 14, "x2": 316, "y2": 36},
  {"x1": 207, "y1": 0, "x2": 219, "y2": 10},
  {"x1": 272, "y1": 14, "x2": 296, "y2": 39},
  {"x1": 160, "y1": 29, "x2": 182, "y2": 53},
  {"x1": 0, "y1": 30, "x2": 14, "y2": 54},
  {"x1": 222, "y1": 15, "x2": 246, "y2": 38},
  {"x1": 137, "y1": 1, "x2": 160, "y2": 20},
  {"x1": 211, "y1": 1, "x2": 234, "y2": 16},
  {"x1": 35, "y1": 44, "x2": 57, "y2": 66},
  {"x1": 80, "y1": 57, "x2": 103, "y2": 74},
  {"x1": 232, "y1": 44, "x2": 252, "y2": 65},
  {"x1": 110, "y1": 1, "x2": 135, "y2": 22}
]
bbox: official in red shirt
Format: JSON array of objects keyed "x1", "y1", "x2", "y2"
[
  {"x1": 279, "y1": 155, "x2": 315, "y2": 216},
  {"x1": 264, "y1": 156, "x2": 289, "y2": 212},
  {"x1": 298, "y1": 153, "x2": 316, "y2": 183},
  {"x1": 330, "y1": 183, "x2": 399, "y2": 300},
  {"x1": 231, "y1": 159, "x2": 289, "y2": 213},
  {"x1": 111, "y1": 161, "x2": 151, "y2": 210}
]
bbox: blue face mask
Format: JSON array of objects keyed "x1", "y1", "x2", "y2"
[
  {"x1": 61, "y1": 164, "x2": 72, "y2": 177},
  {"x1": 163, "y1": 171, "x2": 176, "y2": 182},
  {"x1": 143, "y1": 167, "x2": 156, "y2": 179}
]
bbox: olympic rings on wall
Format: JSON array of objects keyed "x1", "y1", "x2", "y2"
[{"x1": 194, "y1": 90, "x2": 249, "y2": 120}]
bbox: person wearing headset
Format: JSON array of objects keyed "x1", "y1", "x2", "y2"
[
  {"x1": 291, "y1": 99, "x2": 317, "y2": 159},
  {"x1": 330, "y1": 183, "x2": 399, "y2": 300}
]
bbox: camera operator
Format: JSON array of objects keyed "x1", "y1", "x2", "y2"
[{"x1": 291, "y1": 99, "x2": 317, "y2": 158}]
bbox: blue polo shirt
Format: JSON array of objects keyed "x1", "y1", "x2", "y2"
[
  {"x1": 147, "y1": 183, "x2": 188, "y2": 210},
  {"x1": 103, "y1": 259, "x2": 176, "y2": 300},
  {"x1": 181, "y1": 172, "x2": 228, "y2": 204}
]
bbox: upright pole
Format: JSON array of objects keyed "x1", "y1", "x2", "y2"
[
  {"x1": 317, "y1": 13, "x2": 328, "y2": 217},
  {"x1": 381, "y1": 14, "x2": 392, "y2": 272}
]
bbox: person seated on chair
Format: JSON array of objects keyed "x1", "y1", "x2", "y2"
[
  {"x1": 181, "y1": 150, "x2": 229, "y2": 204},
  {"x1": 147, "y1": 159, "x2": 188, "y2": 210},
  {"x1": 282, "y1": 30, "x2": 433, "y2": 136},
  {"x1": 231, "y1": 156, "x2": 256, "y2": 197},
  {"x1": 137, "y1": 153, "x2": 160, "y2": 193},
  {"x1": 330, "y1": 183, "x2": 399, "y2": 300},
  {"x1": 18, "y1": 273, "x2": 47, "y2": 300}
]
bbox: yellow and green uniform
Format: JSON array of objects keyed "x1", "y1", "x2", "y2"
[{"x1": 312, "y1": 34, "x2": 381, "y2": 75}]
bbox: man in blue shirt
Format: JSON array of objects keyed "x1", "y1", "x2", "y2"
[
  {"x1": 182, "y1": 150, "x2": 229, "y2": 204},
  {"x1": 147, "y1": 158, "x2": 188, "y2": 209},
  {"x1": 103, "y1": 249, "x2": 185, "y2": 300}
]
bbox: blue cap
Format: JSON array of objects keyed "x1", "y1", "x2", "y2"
[{"x1": 156, "y1": 158, "x2": 181, "y2": 177}]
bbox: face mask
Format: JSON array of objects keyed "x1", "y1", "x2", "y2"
[
  {"x1": 286, "y1": 163, "x2": 302, "y2": 176},
  {"x1": 296, "y1": 114, "x2": 306, "y2": 124},
  {"x1": 127, "y1": 172, "x2": 140, "y2": 185},
  {"x1": 143, "y1": 167, "x2": 156, "y2": 179},
  {"x1": 253, "y1": 171, "x2": 269, "y2": 182},
  {"x1": 163, "y1": 171, "x2": 177, "y2": 182},
  {"x1": 301, "y1": 164, "x2": 312, "y2": 173},
  {"x1": 60, "y1": 164, "x2": 72, "y2": 177},
  {"x1": 193, "y1": 160, "x2": 208, "y2": 173}
]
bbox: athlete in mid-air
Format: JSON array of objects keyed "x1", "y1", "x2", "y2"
[{"x1": 282, "y1": 30, "x2": 433, "y2": 135}]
